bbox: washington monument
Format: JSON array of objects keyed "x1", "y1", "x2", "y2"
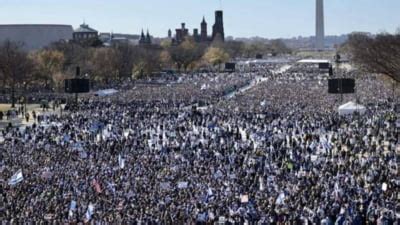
[{"x1": 316, "y1": 0, "x2": 325, "y2": 50}]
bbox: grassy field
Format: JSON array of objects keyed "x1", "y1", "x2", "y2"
[
  {"x1": 295, "y1": 50, "x2": 336, "y2": 59},
  {"x1": 0, "y1": 104, "x2": 12, "y2": 112},
  {"x1": 0, "y1": 104, "x2": 41, "y2": 112}
]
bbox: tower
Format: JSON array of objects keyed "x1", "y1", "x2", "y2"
[
  {"x1": 212, "y1": 10, "x2": 225, "y2": 42},
  {"x1": 200, "y1": 16, "x2": 208, "y2": 42},
  {"x1": 139, "y1": 29, "x2": 146, "y2": 45},
  {"x1": 168, "y1": 29, "x2": 172, "y2": 38},
  {"x1": 146, "y1": 30, "x2": 152, "y2": 44},
  {"x1": 316, "y1": 0, "x2": 325, "y2": 50},
  {"x1": 175, "y1": 23, "x2": 188, "y2": 43},
  {"x1": 193, "y1": 28, "x2": 200, "y2": 42}
]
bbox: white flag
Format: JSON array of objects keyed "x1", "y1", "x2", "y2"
[
  {"x1": 85, "y1": 203, "x2": 95, "y2": 222},
  {"x1": 276, "y1": 192, "x2": 285, "y2": 205},
  {"x1": 259, "y1": 177, "x2": 265, "y2": 191},
  {"x1": 118, "y1": 154, "x2": 125, "y2": 169},
  {"x1": 69, "y1": 200, "x2": 77, "y2": 218},
  {"x1": 177, "y1": 181, "x2": 188, "y2": 189},
  {"x1": 8, "y1": 169, "x2": 23, "y2": 185}
]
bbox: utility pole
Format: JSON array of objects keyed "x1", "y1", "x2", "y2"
[
  {"x1": 75, "y1": 66, "x2": 80, "y2": 105},
  {"x1": 334, "y1": 53, "x2": 343, "y2": 102}
]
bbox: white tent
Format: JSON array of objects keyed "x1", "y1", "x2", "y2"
[
  {"x1": 95, "y1": 89, "x2": 118, "y2": 97},
  {"x1": 338, "y1": 101, "x2": 366, "y2": 116},
  {"x1": 297, "y1": 59, "x2": 330, "y2": 64}
]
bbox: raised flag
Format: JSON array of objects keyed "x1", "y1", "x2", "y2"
[
  {"x1": 92, "y1": 179, "x2": 102, "y2": 193},
  {"x1": 84, "y1": 203, "x2": 95, "y2": 222},
  {"x1": 118, "y1": 154, "x2": 125, "y2": 169},
  {"x1": 8, "y1": 169, "x2": 23, "y2": 185},
  {"x1": 68, "y1": 200, "x2": 77, "y2": 218}
]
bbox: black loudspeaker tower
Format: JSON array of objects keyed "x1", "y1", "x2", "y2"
[
  {"x1": 341, "y1": 79, "x2": 355, "y2": 93},
  {"x1": 64, "y1": 79, "x2": 90, "y2": 93},
  {"x1": 76, "y1": 66, "x2": 80, "y2": 77},
  {"x1": 225, "y1": 63, "x2": 236, "y2": 72},
  {"x1": 329, "y1": 66, "x2": 333, "y2": 76},
  {"x1": 319, "y1": 63, "x2": 330, "y2": 69},
  {"x1": 328, "y1": 78, "x2": 355, "y2": 94}
]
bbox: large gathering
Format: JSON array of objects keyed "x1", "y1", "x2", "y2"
[
  {"x1": 1, "y1": 0, "x2": 400, "y2": 224},
  {"x1": 1, "y1": 59, "x2": 399, "y2": 224}
]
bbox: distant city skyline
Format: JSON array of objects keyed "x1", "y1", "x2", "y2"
[{"x1": 1, "y1": 0, "x2": 399, "y2": 38}]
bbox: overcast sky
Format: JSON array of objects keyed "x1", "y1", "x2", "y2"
[{"x1": 1, "y1": 0, "x2": 399, "y2": 38}]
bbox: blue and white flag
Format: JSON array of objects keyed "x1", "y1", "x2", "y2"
[
  {"x1": 85, "y1": 203, "x2": 95, "y2": 222},
  {"x1": 177, "y1": 181, "x2": 188, "y2": 189},
  {"x1": 276, "y1": 192, "x2": 285, "y2": 205},
  {"x1": 68, "y1": 200, "x2": 77, "y2": 218},
  {"x1": 106, "y1": 181, "x2": 116, "y2": 194},
  {"x1": 8, "y1": 170, "x2": 23, "y2": 185},
  {"x1": 118, "y1": 154, "x2": 125, "y2": 169}
]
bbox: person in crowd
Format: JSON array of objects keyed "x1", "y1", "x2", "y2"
[{"x1": 25, "y1": 112, "x2": 30, "y2": 123}]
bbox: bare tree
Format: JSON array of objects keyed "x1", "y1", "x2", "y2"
[
  {"x1": 113, "y1": 43, "x2": 138, "y2": 79},
  {"x1": 88, "y1": 48, "x2": 118, "y2": 83},
  {"x1": 203, "y1": 47, "x2": 230, "y2": 71},
  {"x1": 168, "y1": 37, "x2": 206, "y2": 72},
  {"x1": 346, "y1": 33, "x2": 400, "y2": 83},
  {"x1": 0, "y1": 40, "x2": 33, "y2": 107},
  {"x1": 269, "y1": 39, "x2": 292, "y2": 55},
  {"x1": 132, "y1": 46, "x2": 163, "y2": 79},
  {"x1": 222, "y1": 41, "x2": 245, "y2": 59},
  {"x1": 30, "y1": 49, "x2": 65, "y2": 89}
]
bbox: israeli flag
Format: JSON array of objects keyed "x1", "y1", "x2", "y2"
[
  {"x1": 259, "y1": 177, "x2": 265, "y2": 191},
  {"x1": 68, "y1": 200, "x2": 77, "y2": 218},
  {"x1": 177, "y1": 181, "x2": 188, "y2": 189},
  {"x1": 8, "y1": 170, "x2": 23, "y2": 185},
  {"x1": 85, "y1": 203, "x2": 95, "y2": 222},
  {"x1": 275, "y1": 192, "x2": 285, "y2": 205},
  {"x1": 106, "y1": 181, "x2": 116, "y2": 194},
  {"x1": 118, "y1": 154, "x2": 125, "y2": 169}
]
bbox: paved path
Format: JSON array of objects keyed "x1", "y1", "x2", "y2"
[{"x1": 0, "y1": 104, "x2": 64, "y2": 131}]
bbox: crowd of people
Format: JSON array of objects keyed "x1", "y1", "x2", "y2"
[{"x1": 0, "y1": 61, "x2": 399, "y2": 224}]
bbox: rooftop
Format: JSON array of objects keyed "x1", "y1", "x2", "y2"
[{"x1": 74, "y1": 23, "x2": 98, "y2": 33}]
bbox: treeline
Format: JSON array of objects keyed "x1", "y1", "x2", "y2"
[
  {"x1": 343, "y1": 32, "x2": 400, "y2": 83},
  {"x1": 0, "y1": 37, "x2": 292, "y2": 94}
]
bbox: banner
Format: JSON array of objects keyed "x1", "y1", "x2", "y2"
[
  {"x1": 68, "y1": 200, "x2": 77, "y2": 218},
  {"x1": 177, "y1": 181, "x2": 188, "y2": 189},
  {"x1": 276, "y1": 192, "x2": 285, "y2": 205},
  {"x1": 8, "y1": 170, "x2": 23, "y2": 185},
  {"x1": 118, "y1": 154, "x2": 125, "y2": 169},
  {"x1": 84, "y1": 203, "x2": 95, "y2": 222},
  {"x1": 92, "y1": 179, "x2": 102, "y2": 193},
  {"x1": 240, "y1": 194, "x2": 249, "y2": 203}
]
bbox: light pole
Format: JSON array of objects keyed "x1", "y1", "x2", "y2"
[{"x1": 334, "y1": 53, "x2": 343, "y2": 102}]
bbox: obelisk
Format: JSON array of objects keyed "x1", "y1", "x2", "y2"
[{"x1": 316, "y1": 0, "x2": 325, "y2": 50}]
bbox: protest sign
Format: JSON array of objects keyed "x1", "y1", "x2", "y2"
[{"x1": 177, "y1": 181, "x2": 188, "y2": 189}]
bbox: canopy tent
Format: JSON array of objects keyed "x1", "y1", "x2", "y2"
[
  {"x1": 95, "y1": 89, "x2": 119, "y2": 97},
  {"x1": 297, "y1": 59, "x2": 330, "y2": 64},
  {"x1": 237, "y1": 58, "x2": 293, "y2": 65},
  {"x1": 338, "y1": 101, "x2": 366, "y2": 116}
]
